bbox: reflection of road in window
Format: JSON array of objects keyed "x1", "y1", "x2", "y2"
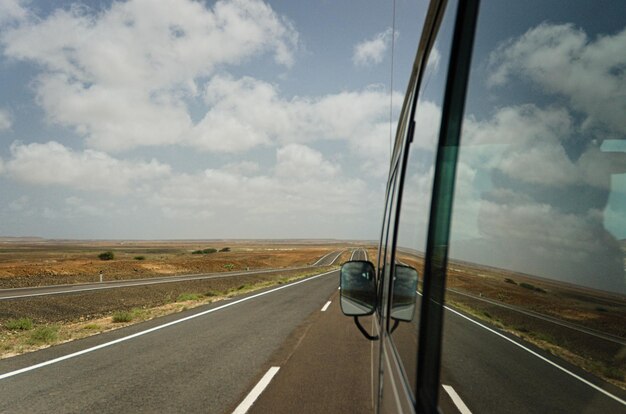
[{"x1": 441, "y1": 1, "x2": 626, "y2": 410}]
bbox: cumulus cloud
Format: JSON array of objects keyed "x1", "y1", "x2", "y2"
[
  {"x1": 0, "y1": 0, "x2": 28, "y2": 25},
  {"x1": 488, "y1": 22, "x2": 626, "y2": 137},
  {"x1": 191, "y1": 75, "x2": 400, "y2": 168},
  {"x1": 0, "y1": 108, "x2": 11, "y2": 131},
  {"x1": 353, "y1": 28, "x2": 394, "y2": 66},
  {"x1": 5, "y1": 141, "x2": 171, "y2": 194},
  {"x1": 275, "y1": 144, "x2": 339, "y2": 179},
  {"x1": 1, "y1": 0, "x2": 299, "y2": 152},
  {"x1": 150, "y1": 144, "x2": 372, "y2": 222}
]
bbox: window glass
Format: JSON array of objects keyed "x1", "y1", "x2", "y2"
[
  {"x1": 441, "y1": 1, "x2": 626, "y2": 412},
  {"x1": 388, "y1": 0, "x2": 458, "y2": 398}
]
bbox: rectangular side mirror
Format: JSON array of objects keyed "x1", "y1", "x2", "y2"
[
  {"x1": 390, "y1": 264, "x2": 419, "y2": 322},
  {"x1": 340, "y1": 260, "x2": 377, "y2": 316}
]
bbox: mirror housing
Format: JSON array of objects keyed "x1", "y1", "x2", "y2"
[
  {"x1": 340, "y1": 260, "x2": 377, "y2": 316},
  {"x1": 390, "y1": 264, "x2": 419, "y2": 322}
]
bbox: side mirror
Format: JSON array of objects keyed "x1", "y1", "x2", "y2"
[
  {"x1": 390, "y1": 264, "x2": 419, "y2": 322},
  {"x1": 340, "y1": 260, "x2": 377, "y2": 316}
]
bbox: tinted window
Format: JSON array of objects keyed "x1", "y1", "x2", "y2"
[
  {"x1": 440, "y1": 1, "x2": 626, "y2": 412},
  {"x1": 388, "y1": 0, "x2": 458, "y2": 398}
]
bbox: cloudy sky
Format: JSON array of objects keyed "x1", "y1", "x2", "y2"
[{"x1": 0, "y1": 0, "x2": 427, "y2": 239}]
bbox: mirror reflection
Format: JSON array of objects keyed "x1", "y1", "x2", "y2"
[
  {"x1": 340, "y1": 260, "x2": 377, "y2": 316},
  {"x1": 390, "y1": 264, "x2": 419, "y2": 322}
]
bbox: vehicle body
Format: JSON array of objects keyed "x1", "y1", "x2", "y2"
[{"x1": 340, "y1": 0, "x2": 626, "y2": 412}]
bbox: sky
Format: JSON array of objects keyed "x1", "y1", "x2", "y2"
[{"x1": 0, "y1": 0, "x2": 429, "y2": 240}]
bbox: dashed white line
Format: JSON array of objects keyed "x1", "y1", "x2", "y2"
[
  {"x1": 232, "y1": 367, "x2": 280, "y2": 414},
  {"x1": 0, "y1": 270, "x2": 337, "y2": 381},
  {"x1": 321, "y1": 301, "x2": 332, "y2": 312},
  {"x1": 443, "y1": 384, "x2": 472, "y2": 414}
]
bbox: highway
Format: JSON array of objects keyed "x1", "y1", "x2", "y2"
[
  {"x1": 0, "y1": 250, "x2": 346, "y2": 301},
  {"x1": 1, "y1": 247, "x2": 624, "y2": 413},
  {"x1": 0, "y1": 269, "x2": 342, "y2": 413}
]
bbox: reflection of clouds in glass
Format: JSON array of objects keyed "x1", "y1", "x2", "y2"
[{"x1": 488, "y1": 22, "x2": 626, "y2": 137}]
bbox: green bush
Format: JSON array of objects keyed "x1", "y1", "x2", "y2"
[
  {"x1": 192, "y1": 248, "x2": 218, "y2": 255},
  {"x1": 134, "y1": 255, "x2": 146, "y2": 260},
  {"x1": 504, "y1": 278, "x2": 517, "y2": 285},
  {"x1": 112, "y1": 311, "x2": 133, "y2": 323},
  {"x1": 5, "y1": 317, "x2": 34, "y2": 331},
  {"x1": 98, "y1": 251, "x2": 115, "y2": 261},
  {"x1": 219, "y1": 247, "x2": 231, "y2": 252},
  {"x1": 520, "y1": 282, "x2": 546, "y2": 293},
  {"x1": 176, "y1": 293, "x2": 202, "y2": 302},
  {"x1": 28, "y1": 326, "x2": 58, "y2": 344},
  {"x1": 223, "y1": 263, "x2": 235, "y2": 270}
]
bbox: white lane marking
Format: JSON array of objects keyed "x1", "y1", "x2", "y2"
[
  {"x1": 232, "y1": 366, "x2": 280, "y2": 414},
  {"x1": 442, "y1": 384, "x2": 472, "y2": 414},
  {"x1": 313, "y1": 251, "x2": 336, "y2": 266},
  {"x1": 0, "y1": 270, "x2": 337, "y2": 381},
  {"x1": 329, "y1": 250, "x2": 345, "y2": 265},
  {"x1": 0, "y1": 266, "x2": 314, "y2": 301},
  {"x1": 321, "y1": 301, "x2": 332, "y2": 312},
  {"x1": 444, "y1": 304, "x2": 626, "y2": 406}
]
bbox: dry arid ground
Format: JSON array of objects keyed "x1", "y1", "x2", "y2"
[
  {"x1": 0, "y1": 239, "x2": 358, "y2": 288},
  {"x1": 0, "y1": 239, "x2": 368, "y2": 359}
]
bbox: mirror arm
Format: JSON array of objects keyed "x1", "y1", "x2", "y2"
[
  {"x1": 353, "y1": 316, "x2": 379, "y2": 341},
  {"x1": 389, "y1": 318, "x2": 400, "y2": 334}
]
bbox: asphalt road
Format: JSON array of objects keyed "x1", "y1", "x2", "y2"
[
  {"x1": 1, "y1": 247, "x2": 624, "y2": 413},
  {"x1": 0, "y1": 250, "x2": 345, "y2": 301},
  {"x1": 439, "y1": 304, "x2": 626, "y2": 413},
  {"x1": 0, "y1": 270, "x2": 340, "y2": 413},
  {"x1": 0, "y1": 266, "x2": 317, "y2": 301}
]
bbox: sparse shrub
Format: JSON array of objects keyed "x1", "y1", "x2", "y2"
[
  {"x1": 5, "y1": 317, "x2": 34, "y2": 331},
  {"x1": 176, "y1": 293, "x2": 202, "y2": 302},
  {"x1": 520, "y1": 282, "x2": 546, "y2": 293},
  {"x1": 223, "y1": 263, "x2": 235, "y2": 270},
  {"x1": 504, "y1": 278, "x2": 517, "y2": 285},
  {"x1": 83, "y1": 324, "x2": 101, "y2": 330},
  {"x1": 603, "y1": 366, "x2": 624, "y2": 381},
  {"x1": 98, "y1": 251, "x2": 115, "y2": 261},
  {"x1": 482, "y1": 311, "x2": 492, "y2": 319},
  {"x1": 219, "y1": 247, "x2": 231, "y2": 252},
  {"x1": 134, "y1": 256, "x2": 146, "y2": 260},
  {"x1": 192, "y1": 248, "x2": 218, "y2": 255},
  {"x1": 204, "y1": 290, "x2": 219, "y2": 297},
  {"x1": 112, "y1": 311, "x2": 133, "y2": 323},
  {"x1": 28, "y1": 326, "x2": 58, "y2": 344}
]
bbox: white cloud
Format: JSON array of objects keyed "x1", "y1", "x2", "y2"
[
  {"x1": 353, "y1": 28, "x2": 394, "y2": 66},
  {"x1": 275, "y1": 144, "x2": 339, "y2": 179},
  {"x1": 192, "y1": 75, "x2": 400, "y2": 167},
  {"x1": 1, "y1": 0, "x2": 299, "y2": 152},
  {"x1": 0, "y1": 108, "x2": 12, "y2": 131},
  {"x1": 0, "y1": 0, "x2": 28, "y2": 25},
  {"x1": 488, "y1": 22, "x2": 626, "y2": 137},
  {"x1": 150, "y1": 143, "x2": 372, "y2": 222},
  {"x1": 5, "y1": 141, "x2": 171, "y2": 194}
]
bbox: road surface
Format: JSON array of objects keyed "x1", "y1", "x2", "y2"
[
  {"x1": 0, "y1": 250, "x2": 345, "y2": 301},
  {"x1": 1, "y1": 249, "x2": 624, "y2": 413}
]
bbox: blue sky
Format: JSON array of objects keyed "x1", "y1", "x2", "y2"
[{"x1": 0, "y1": 0, "x2": 429, "y2": 239}]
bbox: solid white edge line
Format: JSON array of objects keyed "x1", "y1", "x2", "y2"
[
  {"x1": 442, "y1": 384, "x2": 472, "y2": 414},
  {"x1": 232, "y1": 366, "x2": 280, "y2": 414},
  {"x1": 443, "y1": 304, "x2": 626, "y2": 406},
  {"x1": 0, "y1": 270, "x2": 337, "y2": 381},
  {"x1": 0, "y1": 266, "x2": 314, "y2": 300},
  {"x1": 321, "y1": 301, "x2": 332, "y2": 312}
]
